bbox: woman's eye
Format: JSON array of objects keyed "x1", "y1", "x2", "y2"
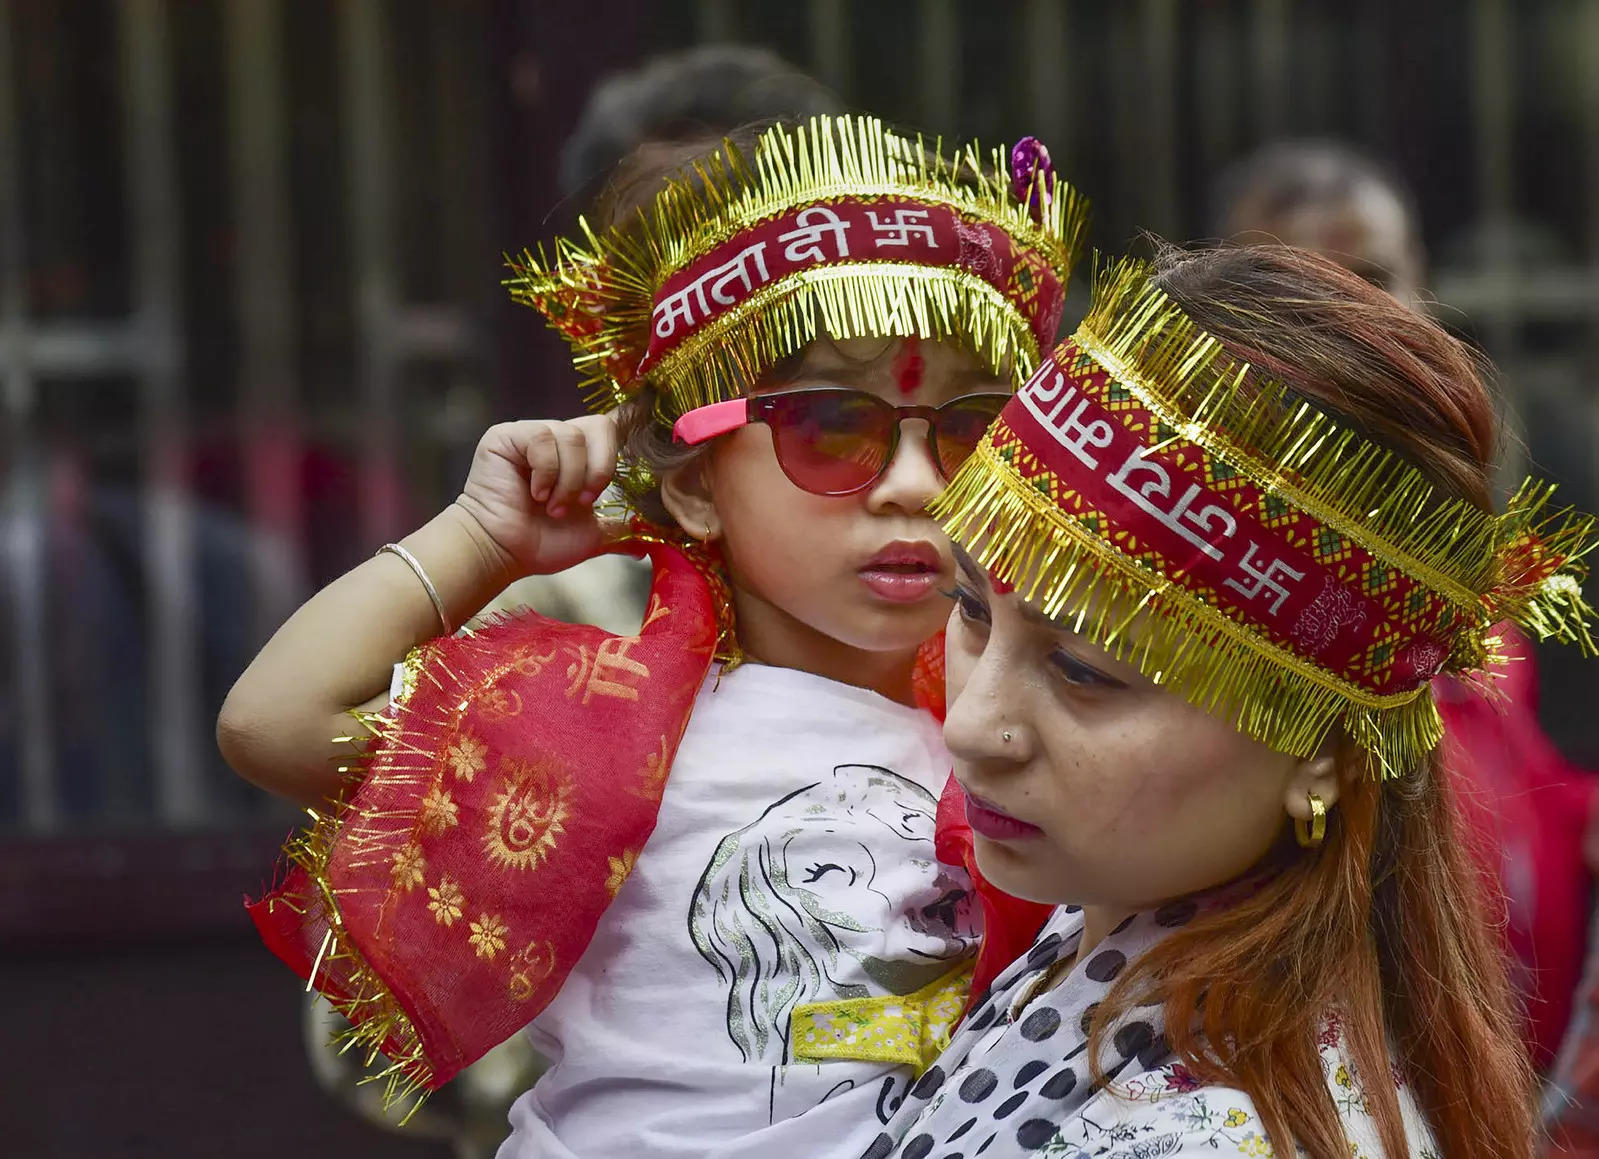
[
  {"x1": 1049, "y1": 649, "x2": 1123, "y2": 689},
  {"x1": 943, "y1": 584, "x2": 990, "y2": 626}
]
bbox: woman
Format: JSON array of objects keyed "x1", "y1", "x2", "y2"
[{"x1": 863, "y1": 247, "x2": 1596, "y2": 1158}]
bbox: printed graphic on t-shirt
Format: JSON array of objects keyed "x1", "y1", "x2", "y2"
[{"x1": 687, "y1": 764, "x2": 976, "y2": 1123}]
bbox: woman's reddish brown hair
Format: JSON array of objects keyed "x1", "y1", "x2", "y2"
[{"x1": 1087, "y1": 244, "x2": 1536, "y2": 1159}]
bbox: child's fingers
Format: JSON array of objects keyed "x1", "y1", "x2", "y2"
[
  {"x1": 517, "y1": 423, "x2": 563, "y2": 503},
  {"x1": 544, "y1": 424, "x2": 593, "y2": 517},
  {"x1": 575, "y1": 415, "x2": 619, "y2": 503}
]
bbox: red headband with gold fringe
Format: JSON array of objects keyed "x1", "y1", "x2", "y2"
[
  {"x1": 507, "y1": 115, "x2": 1088, "y2": 421},
  {"x1": 934, "y1": 258, "x2": 1596, "y2": 777}
]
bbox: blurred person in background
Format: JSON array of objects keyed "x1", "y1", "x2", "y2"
[
  {"x1": 1214, "y1": 139, "x2": 1599, "y2": 1108},
  {"x1": 0, "y1": 428, "x2": 305, "y2": 824},
  {"x1": 1212, "y1": 140, "x2": 1425, "y2": 309}
]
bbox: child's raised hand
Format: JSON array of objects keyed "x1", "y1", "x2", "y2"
[{"x1": 454, "y1": 414, "x2": 625, "y2": 577}]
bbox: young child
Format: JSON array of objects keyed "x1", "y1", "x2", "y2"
[{"x1": 219, "y1": 115, "x2": 1085, "y2": 1158}]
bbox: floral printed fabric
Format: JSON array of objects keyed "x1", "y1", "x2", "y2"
[{"x1": 860, "y1": 905, "x2": 1438, "y2": 1158}]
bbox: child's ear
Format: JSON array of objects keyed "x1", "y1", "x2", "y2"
[{"x1": 660, "y1": 455, "x2": 722, "y2": 543}]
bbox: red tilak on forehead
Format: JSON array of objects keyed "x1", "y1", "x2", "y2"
[
  {"x1": 988, "y1": 568, "x2": 1015, "y2": 595},
  {"x1": 892, "y1": 337, "x2": 925, "y2": 397}
]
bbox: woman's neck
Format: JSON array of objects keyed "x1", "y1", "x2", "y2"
[
  {"x1": 1077, "y1": 904, "x2": 1135, "y2": 960},
  {"x1": 730, "y1": 585, "x2": 920, "y2": 705}
]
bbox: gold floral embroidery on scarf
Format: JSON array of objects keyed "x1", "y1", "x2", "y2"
[
  {"x1": 446, "y1": 734, "x2": 489, "y2": 780},
  {"x1": 420, "y1": 785, "x2": 460, "y2": 836},
  {"x1": 467, "y1": 913, "x2": 508, "y2": 960},
  {"x1": 483, "y1": 754, "x2": 571, "y2": 871},
  {"x1": 389, "y1": 842, "x2": 426, "y2": 892},
  {"x1": 426, "y1": 876, "x2": 464, "y2": 927}
]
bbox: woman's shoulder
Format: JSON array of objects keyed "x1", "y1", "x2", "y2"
[{"x1": 1060, "y1": 1016, "x2": 1438, "y2": 1159}]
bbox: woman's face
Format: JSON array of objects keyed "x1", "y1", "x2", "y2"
[{"x1": 941, "y1": 548, "x2": 1320, "y2": 909}]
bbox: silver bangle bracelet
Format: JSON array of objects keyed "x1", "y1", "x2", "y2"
[{"x1": 377, "y1": 542, "x2": 453, "y2": 636}]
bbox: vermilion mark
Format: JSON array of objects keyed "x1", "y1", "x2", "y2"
[{"x1": 892, "y1": 337, "x2": 925, "y2": 397}]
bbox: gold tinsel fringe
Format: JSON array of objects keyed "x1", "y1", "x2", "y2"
[
  {"x1": 641, "y1": 262, "x2": 1042, "y2": 419},
  {"x1": 1077, "y1": 258, "x2": 1506, "y2": 606},
  {"x1": 269, "y1": 703, "x2": 438, "y2": 1116},
  {"x1": 505, "y1": 114, "x2": 1088, "y2": 417},
  {"x1": 932, "y1": 440, "x2": 1446, "y2": 779},
  {"x1": 272, "y1": 532, "x2": 742, "y2": 1115},
  {"x1": 1488, "y1": 477, "x2": 1597, "y2": 653}
]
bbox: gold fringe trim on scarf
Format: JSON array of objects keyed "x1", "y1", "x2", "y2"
[
  {"x1": 268, "y1": 698, "x2": 439, "y2": 1117},
  {"x1": 505, "y1": 114, "x2": 1088, "y2": 417},
  {"x1": 273, "y1": 530, "x2": 740, "y2": 1113}
]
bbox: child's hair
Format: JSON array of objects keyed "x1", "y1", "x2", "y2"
[{"x1": 1086, "y1": 243, "x2": 1534, "y2": 1159}]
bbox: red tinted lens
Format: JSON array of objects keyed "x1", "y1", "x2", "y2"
[
  {"x1": 931, "y1": 394, "x2": 1008, "y2": 477},
  {"x1": 762, "y1": 389, "x2": 896, "y2": 495}
]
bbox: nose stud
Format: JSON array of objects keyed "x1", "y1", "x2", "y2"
[{"x1": 1001, "y1": 730, "x2": 1013, "y2": 744}]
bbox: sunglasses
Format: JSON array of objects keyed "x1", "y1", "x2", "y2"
[{"x1": 672, "y1": 387, "x2": 1009, "y2": 497}]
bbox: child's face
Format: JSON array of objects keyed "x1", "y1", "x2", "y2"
[{"x1": 702, "y1": 336, "x2": 1003, "y2": 664}]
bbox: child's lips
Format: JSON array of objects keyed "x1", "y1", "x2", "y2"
[
  {"x1": 858, "y1": 541, "x2": 944, "y2": 603},
  {"x1": 858, "y1": 567, "x2": 939, "y2": 602},
  {"x1": 862, "y1": 540, "x2": 944, "y2": 572}
]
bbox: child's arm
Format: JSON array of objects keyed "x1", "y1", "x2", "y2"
[{"x1": 218, "y1": 415, "x2": 622, "y2": 808}]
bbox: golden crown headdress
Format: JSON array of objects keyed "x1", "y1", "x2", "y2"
[{"x1": 506, "y1": 115, "x2": 1089, "y2": 421}]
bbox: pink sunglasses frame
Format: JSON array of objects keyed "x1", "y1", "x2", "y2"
[{"x1": 670, "y1": 386, "x2": 1011, "y2": 496}]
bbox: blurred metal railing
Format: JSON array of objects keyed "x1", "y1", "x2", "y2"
[
  {"x1": 4, "y1": 0, "x2": 1597, "y2": 835},
  {"x1": 0, "y1": 0, "x2": 489, "y2": 833}
]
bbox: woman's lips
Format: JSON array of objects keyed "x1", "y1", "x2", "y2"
[
  {"x1": 962, "y1": 786, "x2": 1044, "y2": 842},
  {"x1": 858, "y1": 540, "x2": 944, "y2": 603}
]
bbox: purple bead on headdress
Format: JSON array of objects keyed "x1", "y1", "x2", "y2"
[{"x1": 1010, "y1": 136, "x2": 1055, "y2": 222}]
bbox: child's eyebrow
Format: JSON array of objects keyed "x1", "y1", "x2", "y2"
[
  {"x1": 948, "y1": 365, "x2": 1008, "y2": 389},
  {"x1": 791, "y1": 363, "x2": 874, "y2": 387}
]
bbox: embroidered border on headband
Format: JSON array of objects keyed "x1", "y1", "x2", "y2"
[
  {"x1": 641, "y1": 197, "x2": 1063, "y2": 373},
  {"x1": 993, "y1": 350, "x2": 1456, "y2": 702},
  {"x1": 1072, "y1": 327, "x2": 1483, "y2": 613},
  {"x1": 506, "y1": 115, "x2": 1090, "y2": 418}
]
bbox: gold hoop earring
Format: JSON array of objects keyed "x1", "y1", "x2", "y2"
[{"x1": 1294, "y1": 792, "x2": 1327, "y2": 849}]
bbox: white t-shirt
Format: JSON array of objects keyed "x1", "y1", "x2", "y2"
[{"x1": 495, "y1": 663, "x2": 979, "y2": 1159}]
